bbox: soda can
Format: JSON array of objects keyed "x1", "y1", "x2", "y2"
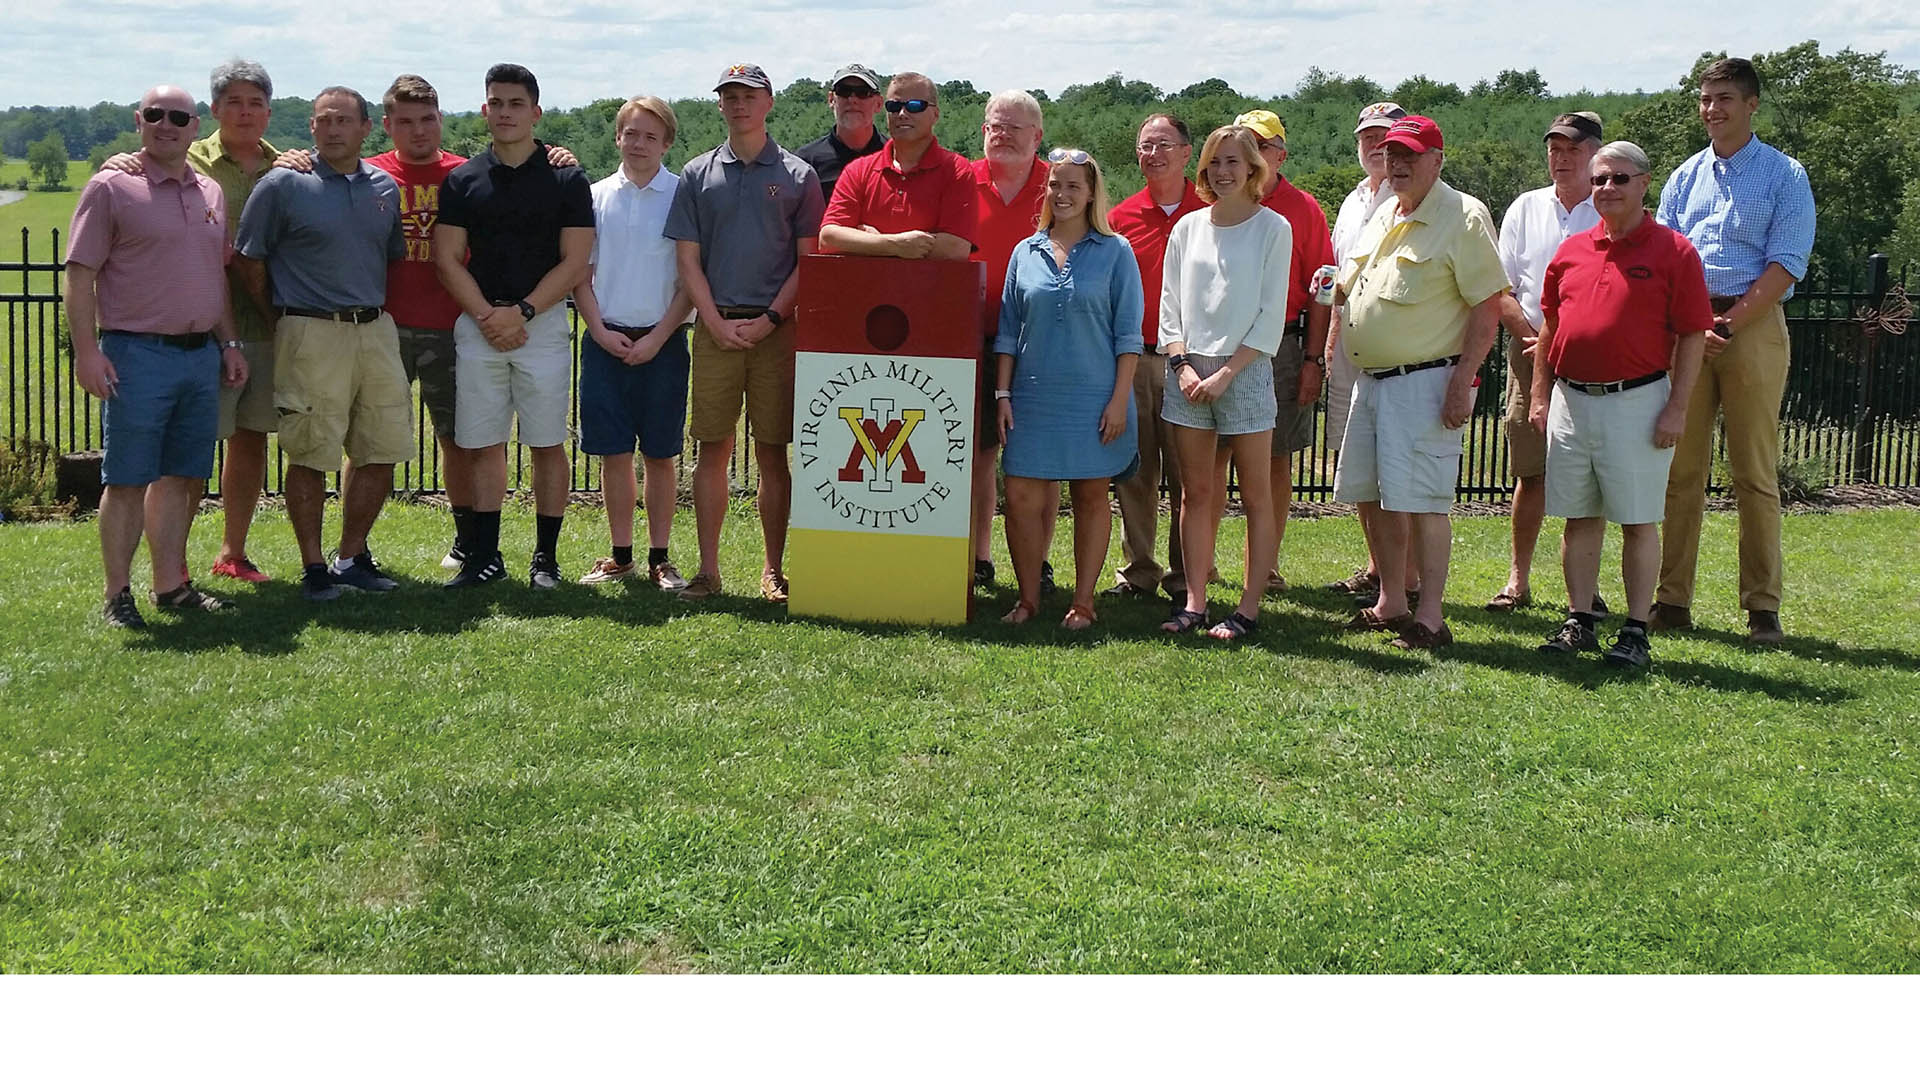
[{"x1": 1309, "y1": 263, "x2": 1339, "y2": 306}]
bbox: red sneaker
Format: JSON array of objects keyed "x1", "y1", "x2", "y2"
[{"x1": 210, "y1": 556, "x2": 271, "y2": 584}]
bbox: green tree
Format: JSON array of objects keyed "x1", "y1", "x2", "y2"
[
  {"x1": 1173, "y1": 78, "x2": 1236, "y2": 101},
  {"x1": 26, "y1": 131, "x2": 68, "y2": 190},
  {"x1": 86, "y1": 130, "x2": 139, "y2": 172},
  {"x1": 1296, "y1": 68, "x2": 1385, "y2": 105},
  {"x1": 1441, "y1": 139, "x2": 1535, "y2": 220},
  {"x1": 1883, "y1": 180, "x2": 1920, "y2": 276},
  {"x1": 1392, "y1": 75, "x2": 1465, "y2": 114}
]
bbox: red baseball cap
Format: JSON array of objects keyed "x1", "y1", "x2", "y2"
[{"x1": 1380, "y1": 115, "x2": 1443, "y2": 154}]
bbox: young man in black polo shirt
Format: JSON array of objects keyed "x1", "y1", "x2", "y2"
[
  {"x1": 434, "y1": 63, "x2": 595, "y2": 588},
  {"x1": 793, "y1": 63, "x2": 886, "y2": 204}
]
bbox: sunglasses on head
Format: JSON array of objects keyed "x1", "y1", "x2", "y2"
[
  {"x1": 883, "y1": 99, "x2": 930, "y2": 114},
  {"x1": 141, "y1": 106, "x2": 194, "y2": 128},
  {"x1": 1590, "y1": 171, "x2": 1643, "y2": 187},
  {"x1": 834, "y1": 83, "x2": 877, "y2": 98},
  {"x1": 1047, "y1": 148, "x2": 1092, "y2": 165}
]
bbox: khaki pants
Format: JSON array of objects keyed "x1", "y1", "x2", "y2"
[
  {"x1": 1113, "y1": 352, "x2": 1184, "y2": 594},
  {"x1": 1659, "y1": 303, "x2": 1788, "y2": 612}
]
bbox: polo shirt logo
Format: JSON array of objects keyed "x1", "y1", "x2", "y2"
[
  {"x1": 205, "y1": 208, "x2": 218, "y2": 224},
  {"x1": 767, "y1": 184, "x2": 783, "y2": 199},
  {"x1": 1625, "y1": 266, "x2": 1653, "y2": 280}
]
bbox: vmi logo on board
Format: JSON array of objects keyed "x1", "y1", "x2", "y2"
[{"x1": 796, "y1": 356, "x2": 970, "y2": 532}]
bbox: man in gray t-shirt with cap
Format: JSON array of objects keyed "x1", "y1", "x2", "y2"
[{"x1": 794, "y1": 63, "x2": 886, "y2": 204}]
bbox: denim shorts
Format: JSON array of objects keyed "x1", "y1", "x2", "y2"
[
  {"x1": 578, "y1": 327, "x2": 692, "y2": 460},
  {"x1": 100, "y1": 333, "x2": 220, "y2": 486},
  {"x1": 1159, "y1": 351, "x2": 1275, "y2": 436}
]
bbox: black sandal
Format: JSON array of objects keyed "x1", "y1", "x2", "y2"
[
  {"x1": 152, "y1": 582, "x2": 230, "y2": 612},
  {"x1": 1209, "y1": 610, "x2": 1258, "y2": 641},
  {"x1": 1161, "y1": 606, "x2": 1207, "y2": 634}
]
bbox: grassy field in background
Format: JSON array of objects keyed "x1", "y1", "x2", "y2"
[
  {"x1": 0, "y1": 160, "x2": 84, "y2": 257},
  {"x1": 2, "y1": 503, "x2": 1916, "y2": 972}
]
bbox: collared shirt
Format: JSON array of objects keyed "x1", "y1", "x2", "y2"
[
  {"x1": 1499, "y1": 185, "x2": 1601, "y2": 327},
  {"x1": 793, "y1": 127, "x2": 885, "y2": 204},
  {"x1": 1542, "y1": 214, "x2": 1715, "y2": 384},
  {"x1": 1109, "y1": 180, "x2": 1207, "y2": 349},
  {"x1": 1259, "y1": 174, "x2": 1337, "y2": 322},
  {"x1": 821, "y1": 139, "x2": 977, "y2": 245},
  {"x1": 1330, "y1": 175, "x2": 1394, "y2": 365},
  {"x1": 367, "y1": 148, "x2": 467, "y2": 330},
  {"x1": 588, "y1": 165, "x2": 681, "y2": 328},
  {"x1": 663, "y1": 136, "x2": 824, "y2": 309},
  {"x1": 67, "y1": 155, "x2": 228, "y2": 335},
  {"x1": 187, "y1": 130, "x2": 279, "y2": 340},
  {"x1": 970, "y1": 155, "x2": 1049, "y2": 331},
  {"x1": 1160, "y1": 206, "x2": 1294, "y2": 357},
  {"x1": 1656, "y1": 134, "x2": 1815, "y2": 299},
  {"x1": 235, "y1": 154, "x2": 405, "y2": 311},
  {"x1": 438, "y1": 140, "x2": 595, "y2": 304},
  {"x1": 1337, "y1": 180, "x2": 1509, "y2": 370}
]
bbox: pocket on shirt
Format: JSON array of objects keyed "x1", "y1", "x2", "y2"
[{"x1": 1379, "y1": 251, "x2": 1442, "y2": 305}]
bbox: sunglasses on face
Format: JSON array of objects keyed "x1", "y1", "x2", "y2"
[
  {"x1": 1590, "y1": 172, "x2": 1643, "y2": 187},
  {"x1": 141, "y1": 106, "x2": 194, "y2": 128},
  {"x1": 883, "y1": 99, "x2": 930, "y2": 114},
  {"x1": 833, "y1": 83, "x2": 877, "y2": 98},
  {"x1": 1047, "y1": 148, "x2": 1091, "y2": 165}
]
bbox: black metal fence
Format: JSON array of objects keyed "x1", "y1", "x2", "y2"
[{"x1": 7, "y1": 225, "x2": 1916, "y2": 501}]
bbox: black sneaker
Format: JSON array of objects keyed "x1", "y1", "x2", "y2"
[
  {"x1": 1538, "y1": 616, "x2": 1600, "y2": 654},
  {"x1": 1592, "y1": 594, "x2": 1611, "y2": 617},
  {"x1": 302, "y1": 564, "x2": 343, "y2": 602},
  {"x1": 973, "y1": 559, "x2": 994, "y2": 586},
  {"x1": 530, "y1": 552, "x2": 563, "y2": 590},
  {"x1": 444, "y1": 550, "x2": 506, "y2": 588},
  {"x1": 333, "y1": 551, "x2": 398, "y2": 592},
  {"x1": 102, "y1": 587, "x2": 146, "y2": 629},
  {"x1": 1605, "y1": 626, "x2": 1652, "y2": 669},
  {"x1": 1040, "y1": 560, "x2": 1058, "y2": 595}
]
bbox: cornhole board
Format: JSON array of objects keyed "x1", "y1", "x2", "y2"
[{"x1": 789, "y1": 254, "x2": 984, "y2": 624}]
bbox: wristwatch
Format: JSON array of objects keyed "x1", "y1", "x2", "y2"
[
  {"x1": 994, "y1": 389, "x2": 1011, "y2": 400},
  {"x1": 220, "y1": 339, "x2": 244, "y2": 351},
  {"x1": 764, "y1": 309, "x2": 785, "y2": 327},
  {"x1": 1306, "y1": 353, "x2": 1326, "y2": 367},
  {"x1": 1167, "y1": 353, "x2": 1192, "y2": 372},
  {"x1": 516, "y1": 299, "x2": 536, "y2": 321}
]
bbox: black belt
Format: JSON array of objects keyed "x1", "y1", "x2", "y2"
[
  {"x1": 717, "y1": 305, "x2": 768, "y2": 319},
  {"x1": 1559, "y1": 372, "x2": 1667, "y2": 396},
  {"x1": 101, "y1": 329, "x2": 213, "y2": 349},
  {"x1": 1709, "y1": 296, "x2": 1738, "y2": 315},
  {"x1": 277, "y1": 306, "x2": 384, "y2": 324},
  {"x1": 1364, "y1": 355, "x2": 1458, "y2": 380},
  {"x1": 604, "y1": 322, "x2": 658, "y2": 341}
]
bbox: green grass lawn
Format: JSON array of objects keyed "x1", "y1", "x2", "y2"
[
  {"x1": 0, "y1": 160, "x2": 84, "y2": 258},
  {"x1": 1, "y1": 502, "x2": 1917, "y2": 972}
]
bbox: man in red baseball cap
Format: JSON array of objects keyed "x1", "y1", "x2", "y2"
[{"x1": 1330, "y1": 115, "x2": 1510, "y2": 649}]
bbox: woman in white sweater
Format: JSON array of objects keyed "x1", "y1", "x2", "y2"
[{"x1": 1157, "y1": 125, "x2": 1294, "y2": 640}]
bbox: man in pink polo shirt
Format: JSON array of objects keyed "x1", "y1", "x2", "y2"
[
  {"x1": 818, "y1": 72, "x2": 976, "y2": 259},
  {"x1": 66, "y1": 85, "x2": 249, "y2": 628}
]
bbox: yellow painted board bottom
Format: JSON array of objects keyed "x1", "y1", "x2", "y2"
[{"x1": 788, "y1": 527, "x2": 971, "y2": 625}]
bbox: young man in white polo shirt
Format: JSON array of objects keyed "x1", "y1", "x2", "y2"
[{"x1": 574, "y1": 96, "x2": 695, "y2": 589}]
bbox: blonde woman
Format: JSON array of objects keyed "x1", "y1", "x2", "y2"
[
  {"x1": 1157, "y1": 125, "x2": 1293, "y2": 640},
  {"x1": 992, "y1": 148, "x2": 1145, "y2": 629}
]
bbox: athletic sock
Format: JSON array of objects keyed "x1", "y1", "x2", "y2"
[
  {"x1": 451, "y1": 505, "x2": 474, "y2": 554},
  {"x1": 1573, "y1": 611, "x2": 1599, "y2": 631},
  {"x1": 475, "y1": 510, "x2": 502, "y2": 558},
  {"x1": 648, "y1": 546, "x2": 669, "y2": 568},
  {"x1": 535, "y1": 514, "x2": 563, "y2": 559},
  {"x1": 613, "y1": 545, "x2": 633, "y2": 567},
  {"x1": 333, "y1": 555, "x2": 356, "y2": 572}
]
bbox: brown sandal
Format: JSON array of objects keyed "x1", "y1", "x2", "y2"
[
  {"x1": 1001, "y1": 599, "x2": 1038, "y2": 624},
  {"x1": 1341, "y1": 608, "x2": 1414, "y2": 633},
  {"x1": 1484, "y1": 588, "x2": 1531, "y2": 613},
  {"x1": 1062, "y1": 603, "x2": 1097, "y2": 631}
]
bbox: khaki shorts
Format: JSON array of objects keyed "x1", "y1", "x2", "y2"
[
  {"x1": 217, "y1": 339, "x2": 277, "y2": 437},
  {"x1": 272, "y1": 313, "x2": 414, "y2": 473},
  {"x1": 1502, "y1": 336, "x2": 1546, "y2": 479},
  {"x1": 453, "y1": 305, "x2": 572, "y2": 449},
  {"x1": 1545, "y1": 375, "x2": 1674, "y2": 525},
  {"x1": 1331, "y1": 363, "x2": 1461, "y2": 515},
  {"x1": 688, "y1": 319, "x2": 795, "y2": 445},
  {"x1": 1270, "y1": 332, "x2": 1314, "y2": 456},
  {"x1": 397, "y1": 325, "x2": 458, "y2": 441}
]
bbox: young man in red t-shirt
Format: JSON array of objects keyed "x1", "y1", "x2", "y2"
[{"x1": 1529, "y1": 141, "x2": 1712, "y2": 669}]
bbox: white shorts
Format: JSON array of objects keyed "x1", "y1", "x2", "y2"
[
  {"x1": 1545, "y1": 376, "x2": 1674, "y2": 525},
  {"x1": 453, "y1": 305, "x2": 572, "y2": 449},
  {"x1": 1331, "y1": 363, "x2": 1460, "y2": 515},
  {"x1": 1324, "y1": 348, "x2": 1360, "y2": 459}
]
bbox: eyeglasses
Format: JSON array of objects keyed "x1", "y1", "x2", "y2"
[
  {"x1": 141, "y1": 106, "x2": 194, "y2": 128},
  {"x1": 1136, "y1": 140, "x2": 1183, "y2": 155},
  {"x1": 1047, "y1": 148, "x2": 1091, "y2": 165},
  {"x1": 983, "y1": 121, "x2": 1029, "y2": 134},
  {"x1": 883, "y1": 99, "x2": 931, "y2": 114},
  {"x1": 1590, "y1": 172, "x2": 1644, "y2": 187},
  {"x1": 833, "y1": 83, "x2": 877, "y2": 98}
]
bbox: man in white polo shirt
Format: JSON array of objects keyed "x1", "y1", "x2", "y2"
[
  {"x1": 1487, "y1": 112, "x2": 1603, "y2": 616},
  {"x1": 574, "y1": 95, "x2": 695, "y2": 590}
]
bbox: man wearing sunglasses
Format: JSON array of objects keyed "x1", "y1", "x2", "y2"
[
  {"x1": 818, "y1": 73, "x2": 975, "y2": 262},
  {"x1": 233, "y1": 87, "x2": 410, "y2": 602},
  {"x1": 1528, "y1": 141, "x2": 1713, "y2": 670},
  {"x1": 67, "y1": 85, "x2": 249, "y2": 627},
  {"x1": 794, "y1": 64, "x2": 886, "y2": 204}
]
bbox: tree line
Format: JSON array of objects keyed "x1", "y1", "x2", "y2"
[{"x1": 6, "y1": 41, "x2": 1916, "y2": 276}]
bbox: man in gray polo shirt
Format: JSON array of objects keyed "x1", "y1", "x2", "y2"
[
  {"x1": 234, "y1": 86, "x2": 411, "y2": 601},
  {"x1": 665, "y1": 63, "x2": 825, "y2": 603}
]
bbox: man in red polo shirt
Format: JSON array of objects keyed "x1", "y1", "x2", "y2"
[
  {"x1": 1529, "y1": 140, "x2": 1712, "y2": 670},
  {"x1": 1235, "y1": 109, "x2": 1336, "y2": 592},
  {"x1": 818, "y1": 72, "x2": 975, "y2": 260},
  {"x1": 1105, "y1": 112, "x2": 1206, "y2": 606},
  {"x1": 967, "y1": 89, "x2": 1048, "y2": 589}
]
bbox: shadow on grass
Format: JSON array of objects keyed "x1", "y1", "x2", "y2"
[{"x1": 1442, "y1": 638, "x2": 1854, "y2": 703}]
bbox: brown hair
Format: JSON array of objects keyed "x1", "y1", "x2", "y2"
[
  {"x1": 1700, "y1": 57, "x2": 1761, "y2": 100},
  {"x1": 615, "y1": 95, "x2": 678, "y2": 146},
  {"x1": 383, "y1": 74, "x2": 438, "y2": 112},
  {"x1": 1193, "y1": 125, "x2": 1270, "y2": 205}
]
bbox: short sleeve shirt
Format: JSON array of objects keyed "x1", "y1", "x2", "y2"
[
  {"x1": 1259, "y1": 175, "x2": 1337, "y2": 322},
  {"x1": 367, "y1": 149, "x2": 467, "y2": 330},
  {"x1": 67, "y1": 157, "x2": 229, "y2": 335},
  {"x1": 1108, "y1": 181, "x2": 1207, "y2": 349},
  {"x1": 663, "y1": 137, "x2": 824, "y2": 310},
  {"x1": 1498, "y1": 185, "x2": 1601, "y2": 328},
  {"x1": 437, "y1": 141, "x2": 595, "y2": 303},
  {"x1": 970, "y1": 156, "x2": 1048, "y2": 332},
  {"x1": 235, "y1": 155, "x2": 404, "y2": 311},
  {"x1": 793, "y1": 128, "x2": 885, "y2": 205},
  {"x1": 821, "y1": 140, "x2": 976, "y2": 245},
  {"x1": 1541, "y1": 215, "x2": 1715, "y2": 384},
  {"x1": 187, "y1": 130, "x2": 279, "y2": 340},
  {"x1": 589, "y1": 166, "x2": 681, "y2": 328},
  {"x1": 1336, "y1": 181, "x2": 1510, "y2": 370}
]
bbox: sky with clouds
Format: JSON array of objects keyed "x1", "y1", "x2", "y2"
[{"x1": 8, "y1": 0, "x2": 1919, "y2": 110}]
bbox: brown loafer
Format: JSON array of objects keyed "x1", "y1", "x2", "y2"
[
  {"x1": 1746, "y1": 609, "x2": 1784, "y2": 644},
  {"x1": 1390, "y1": 621, "x2": 1454, "y2": 650},
  {"x1": 1649, "y1": 601, "x2": 1693, "y2": 632},
  {"x1": 1484, "y1": 588, "x2": 1530, "y2": 613},
  {"x1": 1341, "y1": 608, "x2": 1415, "y2": 634}
]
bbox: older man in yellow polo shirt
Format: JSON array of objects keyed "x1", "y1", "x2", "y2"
[{"x1": 1332, "y1": 116, "x2": 1508, "y2": 649}]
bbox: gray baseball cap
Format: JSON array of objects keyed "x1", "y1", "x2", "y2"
[
  {"x1": 830, "y1": 64, "x2": 880, "y2": 91},
  {"x1": 714, "y1": 63, "x2": 773, "y2": 92}
]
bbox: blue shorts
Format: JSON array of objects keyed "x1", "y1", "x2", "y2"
[
  {"x1": 577, "y1": 327, "x2": 691, "y2": 460},
  {"x1": 99, "y1": 334, "x2": 220, "y2": 486}
]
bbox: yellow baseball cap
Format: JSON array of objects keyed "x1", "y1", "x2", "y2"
[{"x1": 1235, "y1": 109, "x2": 1286, "y2": 144}]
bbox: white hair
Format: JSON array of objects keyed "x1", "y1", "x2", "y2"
[
  {"x1": 984, "y1": 89, "x2": 1043, "y2": 128},
  {"x1": 1595, "y1": 140, "x2": 1651, "y2": 176}
]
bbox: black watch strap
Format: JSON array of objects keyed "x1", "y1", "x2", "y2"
[
  {"x1": 517, "y1": 300, "x2": 536, "y2": 321},
  {"x1": 764, "y1": 309, "x2": 784, "y2": 327}
]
